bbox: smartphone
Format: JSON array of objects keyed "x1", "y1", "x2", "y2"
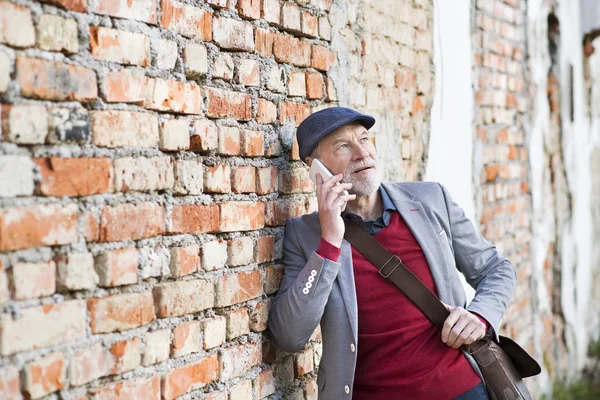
[{"x1": 309, "y1": 159, "x2": 349, "y2": 211}]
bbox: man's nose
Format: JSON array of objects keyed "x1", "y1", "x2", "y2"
[{"x1": 351, "y1": 142, "x2": 370, "y2": 160}]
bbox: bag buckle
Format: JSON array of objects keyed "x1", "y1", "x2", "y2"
[{"x1": 379, "y1": 255, "x2": 402, "y2": 279}]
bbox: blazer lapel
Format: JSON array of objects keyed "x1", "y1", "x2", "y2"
[
  {"x1": 382, "y1": 183, "x2": 452, "y2": 302},
  {"x1": 337, "y1": 239, "x2": 358, "y2": 342}
]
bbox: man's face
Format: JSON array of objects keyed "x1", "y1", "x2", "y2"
[{"x1": 309, "y1": 122, "x2": 381, "y2": 196}]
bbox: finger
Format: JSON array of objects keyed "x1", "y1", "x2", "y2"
[
  {"x1": 447, "y1": 316, "x2": 470, "y2": 347},
  {"x1": 463, "y1": 327, "x2": 485, "y2": 346},
  {"x1": 453, "y1": 323, "x2": 477, "y2": 348},
  {"x1": 321, "y1": 173, "x2": 344, "y2": 189},
  {"x1": 325, "y1": 183, "x2": 353, "y2": 204},
  {"x1": 441, "y1": 308, "x2": 459, "y2": 343},
  {"x1": 332, "y1": 194, "x2": 356, "y2": 208}
]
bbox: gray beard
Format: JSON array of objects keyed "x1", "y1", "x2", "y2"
[{"x1": 342, "y1": 167, "x2": 381, "y2": 197}]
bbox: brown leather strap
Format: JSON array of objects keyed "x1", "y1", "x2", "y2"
[{"x1": 343, "y1": 220, "x2": 450, "y2": 331}]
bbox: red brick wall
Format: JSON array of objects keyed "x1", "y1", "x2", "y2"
[
  {"x1": 473, "y1": 0, "x2": 533, "y2": 347},
  {"x1": 0, "y1": 0, "x2": 335, "y2": 398}
]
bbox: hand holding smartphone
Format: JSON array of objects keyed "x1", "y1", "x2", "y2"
[{"x1": 309, "y1": 159, "x2": 350, "y2": 211}]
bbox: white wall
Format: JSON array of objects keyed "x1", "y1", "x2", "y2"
[{"x1": 425, "y1": 0, "x2": 475, "y2": 299}]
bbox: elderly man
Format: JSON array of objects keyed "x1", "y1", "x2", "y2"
[{"x1": 268, "y1": 107, "x2": 516, "y2": 400}]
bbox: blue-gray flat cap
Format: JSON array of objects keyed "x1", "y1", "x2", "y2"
[{"x1": 296, "y1": 107, "x2": 376, "y2": 161}]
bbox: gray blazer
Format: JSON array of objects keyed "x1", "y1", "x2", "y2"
[{"x1": 268, "y1": 182, "x2": 517, "y2": 399}]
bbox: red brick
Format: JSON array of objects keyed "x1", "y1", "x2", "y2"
[
  {"x1": 0, "y1": 301, "x2": 86, "y2": 355},
  {"x1": 215, "y1": 270, "x2": 263, "y2": 307},
  {"x1": 95, "y1": 248, "x2": 138, "y2": 287},
  {"x1": 288, "y1": 71, "x2": 306, "y2": 97},
  {"x1": 311, "y1": 44, "x2": 336, "y2": 71},
  {"x1": 172, "y1": 321, "x2": 202, "y2": 357},
  {"x1": 256, "y1": 166, "x2": 278, "y2": 194},
  {"x1": 236, "y1": 58, "x2": 260, "y2": 86},
  {"x1": 273, "y1": 34, "x2": 311, "y2": 67},
  {"x1": 306, "y1": 72, "x2": 324, "y2": 99},
  {"x1": 1, "y1": 104, "x2": 47, "y2": 144},
  {"x1": 295, "y1": 348, "x2": 314, "y2": 377},
  {"x1": 412, "y1": 95, "x2": 425, "y2": 115},
  {"x1": 257, "y1": 98, "x2": 277, "y2": 124},
  {"x1": 12, "y1": 261, "x2": 56, "y2": 300},
  {"x1": 92, "y1": 0, "x2": 157, "y2": 24},
  {"x1": 103, "y1": 70, "x2": 148, "y2": 103},
  {"x1": 23, "y1": 352, "x2": 66, "y2": 399},
  {"x1": 169, "y1": 204, "x2": 220, "y2": 234},
  {"x1": 249, "y1": 300, "x2": 268, "y2": 332},
  {"x1": 142, "y1": 329, "x2": 170, "y2": 367},
  {"x1": 279, "y1": 101, "x2": 311, "y2": 126},
  {"x1": 88, "y1": 292, "x2": 155, "y2": 334},
  {"x1": 174, "y1": 160, "x2": 203, "y2": 195},
  {"x1": 202, "y1": 316, "x2": 226, "y2": 349},
  {"x1": 56, "y1": 252, "x2": 98, "y2": 291},
  {"x1": 256, "y1": 235, "x2": 274, "y2": 263},
  {"x1": 255, "y1": 28, "x2": 275, "y2": 57},
  {"x1": 114, "y1": 156, "x2": 174, "y2": 192},
  {"x1": 256, "y1": 368, "x2": 276, "y2": 398},
  {"x1": 238, "y1": 0, "x2": 260, "y2": 19},
  {"x1": 40, "y1": 0, "x2": 87, "y2": 12},
  {"x1": 0, "y1": 203, "x2": 77, "y2": 252},
  {"x1": 162, "y1": 355, "x2": 219, "y2": 400},
  {"x1": 301, "y1": 12, "x2": 318, "y2": 37},
  {"x1": 281, "y1": 2, "x2": 301, "y2": 33},
  {"x1": 213, "y1": 17, "x2": 254, "y2": 51},
  {"x1": 227, "y1": 237, "x2": 254, "y2": 267},
  {"x1": 90, "y1": 27, "x2": 150, "y2": 66},
  {"x1": 0, "y1": 2, "x2": 35, "y2": 48},
  {"x1": 70, "y1": 343, "x2": 107, "y2": 386},
  {"x1": 16, "y1": 57, "x2": 97, "y2": 102},
  {"x1": 218, "y1": 126, "x2": 241, "y2": 155},
  {"x1": 265, "y1": 198, "x2": 308, "y2": 226},
  {"x1": 219, "y1": 201, "x2": 265, "y2": 232},
  {"x1": 109, "y1": 337, "x2": 141, "y2": 374},
  {"x1": 154, "y1": 280, "x2": 214, "y2": 317},
  {"x1": 241, "y1": 130, "x2": 264, "y2": 156},
  {"x1": 232, "y1": 166, "x2": 256, "y2": 194},
  {"x1": 159, "y1": 118, "x2": 191, "y2": 150},
  {"x1": 191, "y1": 119, "x2": 218, "y2": 152},
  {"x1": 82, "y1": 211, "x2": 100, "y2": 242},
  {"x1": 146, "y1": 78, "x2": 203, "y2": 114},
  {"x1": 261, "y1": 0, "x2": 280, "y2": 25},
  {"x1": 99, "y1": 202, "x2": 165, "y2": 242},
  {"x1": 35, "y1": 158, "x2": 113, "y2": 197},
  {"x1": 280, "y1": 167, "x2": 314, "y2": 193},
  {"x1": 264, "y1": 265, "x2": 282, "y2": 294},
  {"x1": 219, "y1": 342, "x2": 262, "y2": 380},
  {"x1": 204, "y1": 87, "x2": 252, "y2": 120},
  {"x1": 0, "y1": 367, "x2": 20, "y2": 399},
  {"x1": 325, "y1": 77, "x2": 337, "y2": 101},
  {"x1": 230, "y1": 379, "x2": 252, "y2": 399},
  {"x1": 204, "y1": 164, "x2": 231, "y2": 193},
  {"x1": 170, "y1": 245, "x2": 201, "y2": 277},
  {"x1": 37, "y1": 14, "x2": 78, "y2": 54},
  {"x1": 92, "y1": 110, "x2": 159, "y2": 148},
  {"x1": 161, "y1": 0, "x2": 212, "y2": 40},
  {"x1": 90, "y1": 376, "x2": 160, "y2": 400}
]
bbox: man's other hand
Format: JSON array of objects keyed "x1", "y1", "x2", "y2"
[{"x1": 441, "y1": 304, "x2": 486, "y2": 348}]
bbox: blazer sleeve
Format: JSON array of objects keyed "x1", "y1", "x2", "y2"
[
  {"x1": 439, "y1": 183, "x2": 517, "y2": 340},
  {"x1": 267, "y1": 218, "x2": 341, "y2": 353}
]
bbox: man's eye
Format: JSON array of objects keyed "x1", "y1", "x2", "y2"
[
  {"x1": 338, "y1": 144, "x2": 348, "y2": 150},
  {"x1": 360, "y1": 137, "x2": 369, "y2": 142}
]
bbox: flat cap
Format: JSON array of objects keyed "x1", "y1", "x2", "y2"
[{"x1": 296, "y1": 107, "x2": 376, "y2": 161}]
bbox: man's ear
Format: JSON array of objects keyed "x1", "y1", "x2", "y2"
[{"x1": 305, "y1": 156, "x2": 313, "y2": 167}]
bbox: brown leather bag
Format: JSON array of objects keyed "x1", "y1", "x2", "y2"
[{"x1": 343, "y1": 221, "x2": 541, "y2": 400}]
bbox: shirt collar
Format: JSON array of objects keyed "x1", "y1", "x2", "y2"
[{"x1": 342, "y1": 185, "x2": 396, "y2": 220}]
